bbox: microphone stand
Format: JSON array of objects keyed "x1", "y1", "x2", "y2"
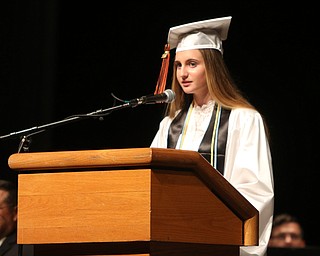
[{"x1": 0, "y1": 102, "x2": 132, "y2": 153}]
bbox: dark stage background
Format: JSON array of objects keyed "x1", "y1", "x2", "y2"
[{"x1": 1, "y1": 1, "x2": 319, "y2": 246}]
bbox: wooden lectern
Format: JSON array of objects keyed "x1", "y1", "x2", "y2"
[{"x1": 8, "y1": 147, "x2": 259, "y2": 256}]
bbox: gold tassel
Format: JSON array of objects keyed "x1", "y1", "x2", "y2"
[{"x1": 154, "y1": 44, "x2": 170, "y2": 94}]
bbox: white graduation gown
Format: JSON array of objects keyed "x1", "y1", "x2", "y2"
[{"x1": 150, "y1": 104, "x2": 274, "y2": 256}]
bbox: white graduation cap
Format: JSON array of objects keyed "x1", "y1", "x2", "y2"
[{"x1": 168, "y1": 16, "x2": 232, "y2": 53}]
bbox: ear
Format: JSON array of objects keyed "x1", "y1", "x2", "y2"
[{"x1": 13, "y1": 205, "x2": 18, "y2": 222}]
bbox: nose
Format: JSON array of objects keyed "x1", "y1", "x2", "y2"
[
  {"x1": 284, "y1": 236, "x2": 293, "y2": 243},
  {"x1": 283, "y1": 234, "x2": 297, "y2": 246},
  {"x1": 179, "y1": 66, "x2": 189, "y2": 79}
]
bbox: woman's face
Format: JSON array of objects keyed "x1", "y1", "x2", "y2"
[{"x1": 174, "y1": 49, "x2": 208, "y2": 98}]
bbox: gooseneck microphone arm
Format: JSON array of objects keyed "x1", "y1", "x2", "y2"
[
  {"x1": 0, "y1": 89, "x2": 176, "y2": 152},
  {"x1": 0, "y1": 102, "x2": 131, "y2": 141},
  {"x1": 3, "y1": 102, "x2": 132, "y2": 152}
]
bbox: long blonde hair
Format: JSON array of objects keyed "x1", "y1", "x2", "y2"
[{"x1": 165, "y1": 48, "x2": 270, "y2": 139}]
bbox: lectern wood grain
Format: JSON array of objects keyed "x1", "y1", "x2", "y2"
[{"x1": 18, "y1": 170, "x2": 151, "y2": 243}]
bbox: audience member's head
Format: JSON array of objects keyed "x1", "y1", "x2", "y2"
[
  {"x1": 0, "y1": 179, "x2": 18, "y2": 240},
  {"x1": 268, "y1": 213, "x2": 306, "y2": 248}
]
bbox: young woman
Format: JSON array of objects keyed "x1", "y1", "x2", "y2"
[{"x1": 151, "y1": 16, "x2": 274, "y2": 256}]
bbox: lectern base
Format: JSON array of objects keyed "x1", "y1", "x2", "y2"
[{"x1": 31, "y1": 241, "x2": 240, "y2": 256}]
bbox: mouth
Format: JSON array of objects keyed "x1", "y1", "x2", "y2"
[{"x1": 181, "y1": 81, "x2": 192, "y2": 86}]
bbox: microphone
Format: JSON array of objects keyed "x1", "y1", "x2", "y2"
[{"x1": 129, "y1": 89, "x2": 175, "y2": 107}]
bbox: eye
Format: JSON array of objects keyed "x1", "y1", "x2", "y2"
[{"x1": 189, "y1": 61, "x2": 197, "y2": 68}]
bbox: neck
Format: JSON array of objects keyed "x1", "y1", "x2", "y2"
[
  {"x1": 193, "y1": 96, "x2": 213, "y2": 107},
  {"x1": 192, "y1": 91, "x2": 212, "y2": 107}
]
